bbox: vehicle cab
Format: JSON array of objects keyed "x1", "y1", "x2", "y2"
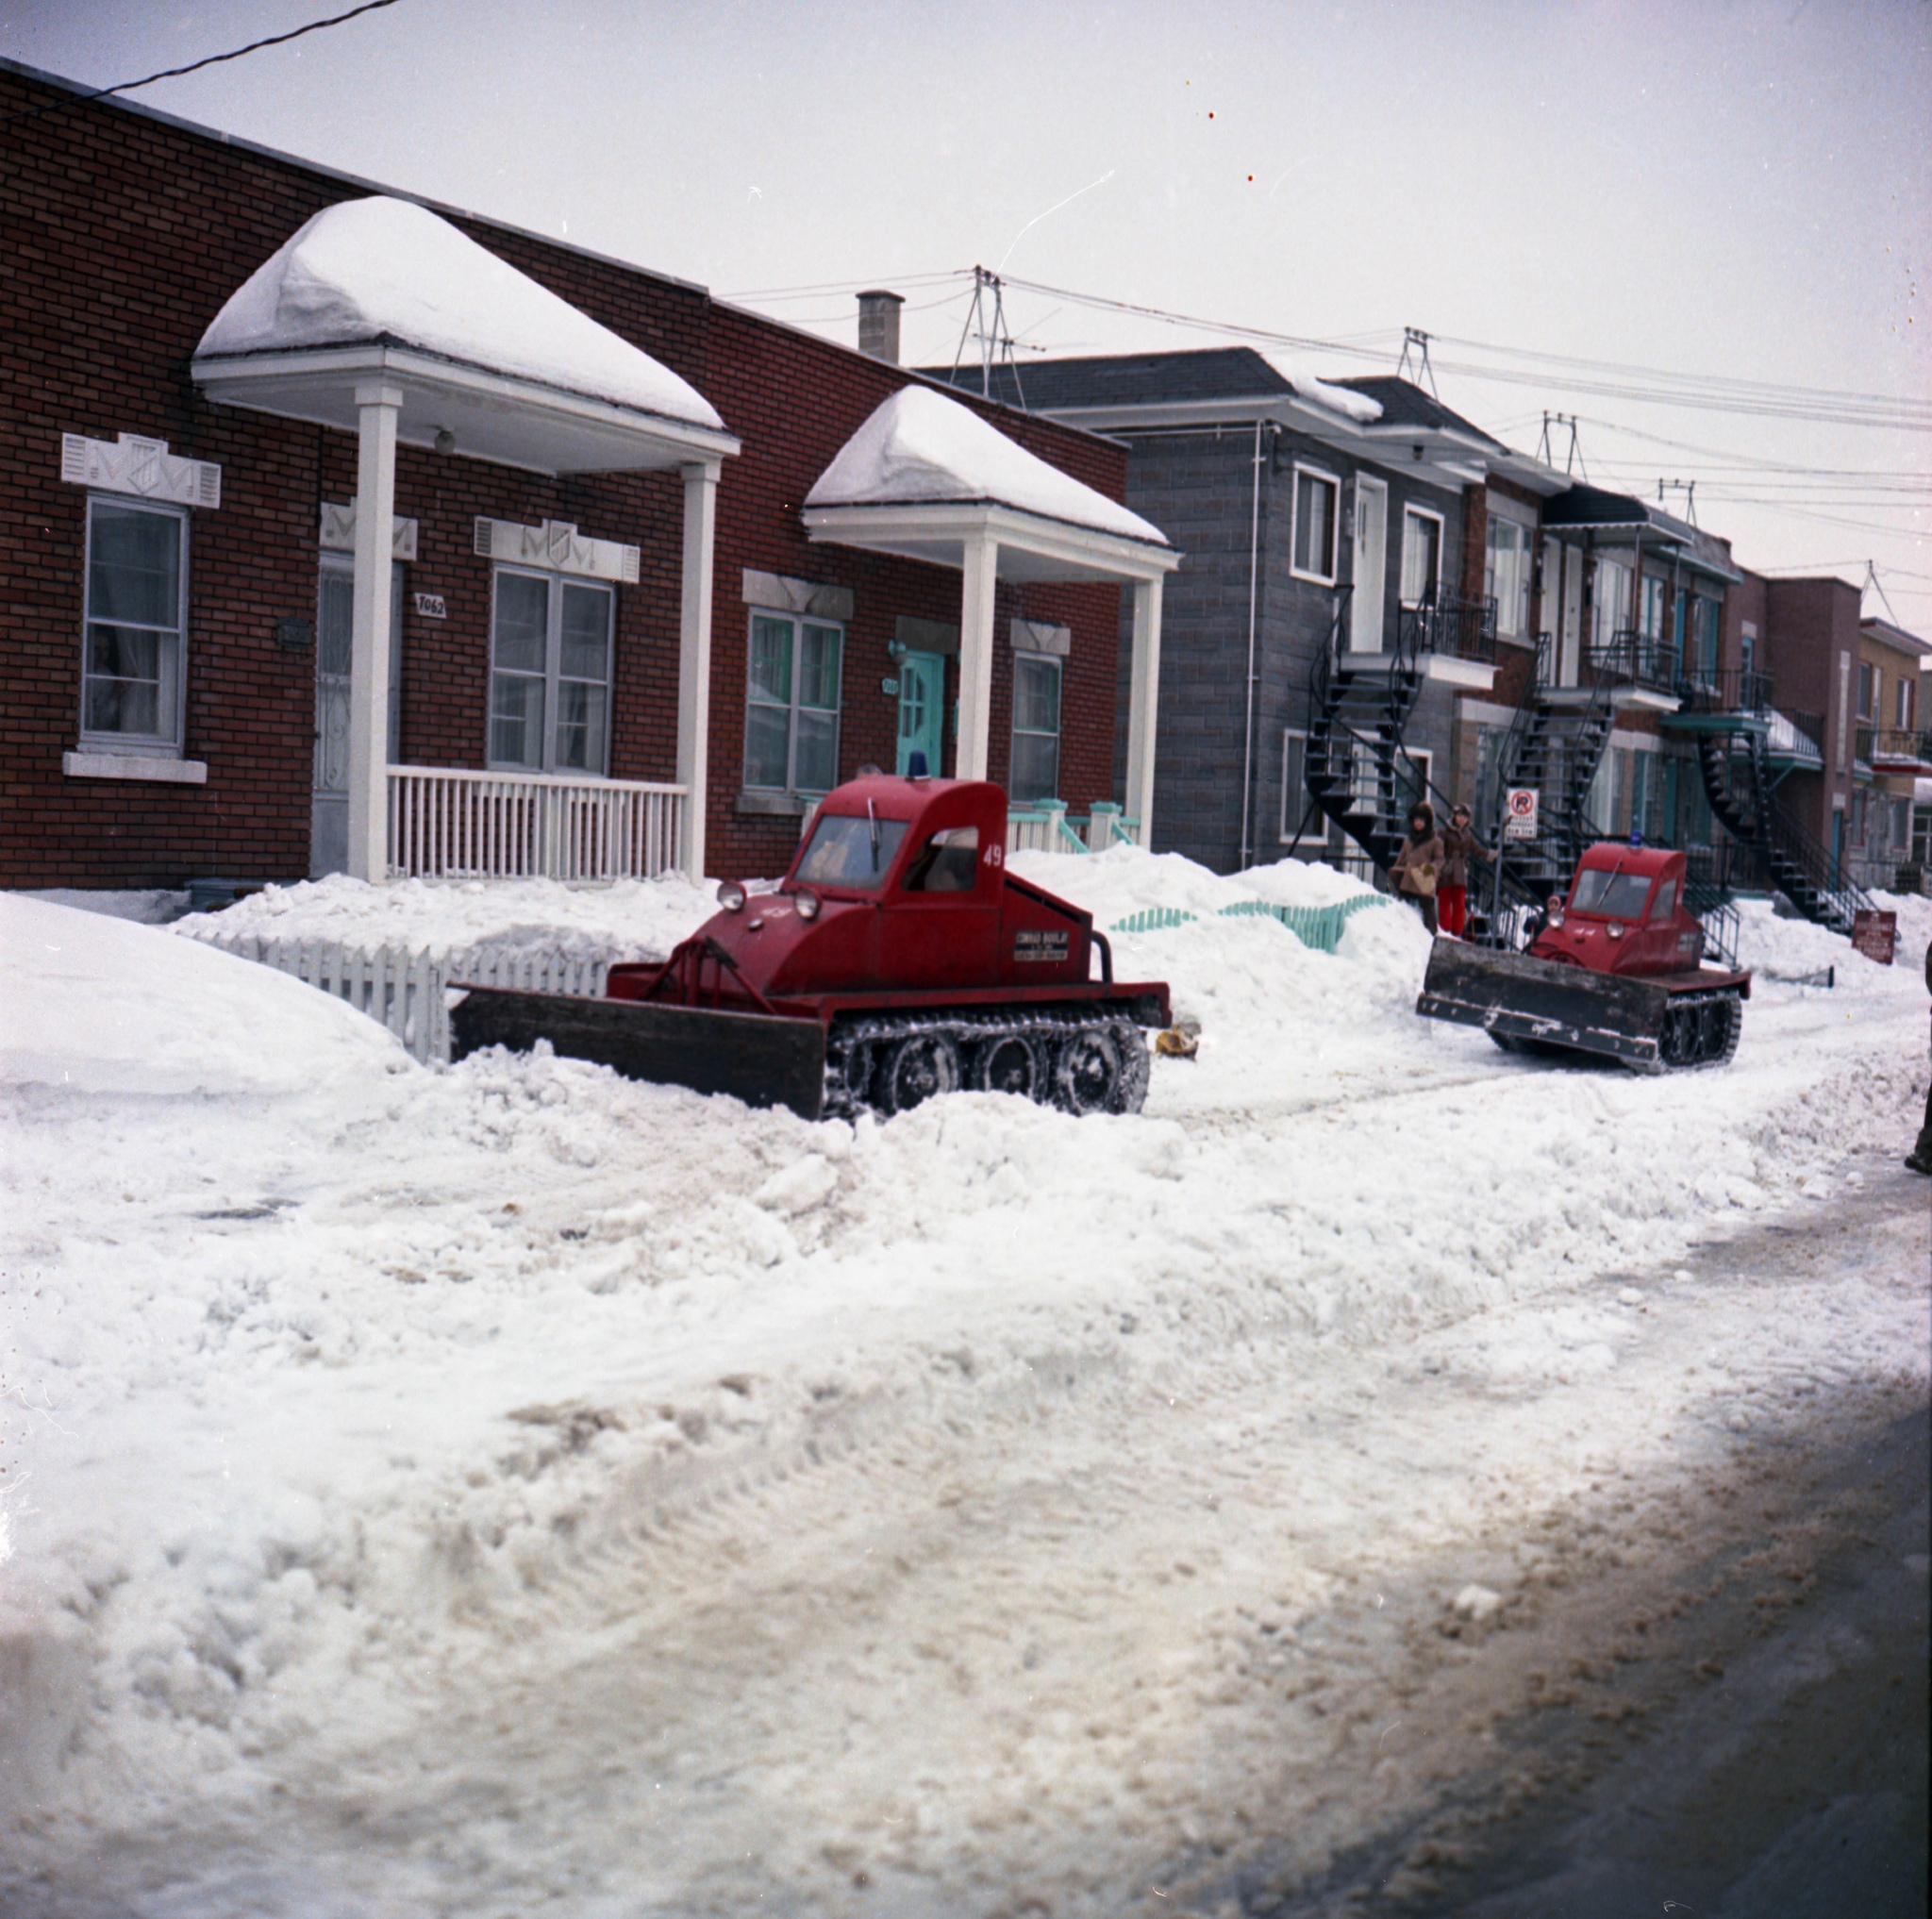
[{"x1": 1528, "y1": 843, "x2": 1705, "y2": 978}]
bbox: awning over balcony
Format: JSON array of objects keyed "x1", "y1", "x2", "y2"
[
  {"x1": 192, "y1": 198, "x2": 740, "y2": 882},
  {"x1": 1540, "y1": 486, "x2": 1741, "y2": 583},
  {"x1": 802, "y1": 386, "x2": 1178, "y2": 841}
]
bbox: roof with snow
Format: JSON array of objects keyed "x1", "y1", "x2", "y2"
[
  {"x1": 198, "y1": 197, "x2": 724, "y2": 430},
  {"x1": 920, "y1": 346, "x2": 1390, "y2": 427},
  {"x1": 805, "y1": 386, "x2": 1171, "y2": 550}
]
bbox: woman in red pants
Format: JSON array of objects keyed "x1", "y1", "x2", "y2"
[{"x1": 1437, "y1": 803, "x2": 1483, "y2": 939}]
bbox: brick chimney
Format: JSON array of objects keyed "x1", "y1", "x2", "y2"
[{"x1": 857, "y1": 290, "x2": 904, "y2": 364}]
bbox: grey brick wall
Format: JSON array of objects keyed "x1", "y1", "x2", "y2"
[{"x1": 1114, "y1": 425, "x2": 1466, "y2": 874}]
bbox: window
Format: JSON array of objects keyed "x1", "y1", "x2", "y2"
[
  {"x1": 902, "y1": 826, "x2": 980, "y2": 893},
  {"x1": 1571, "y1": 867, "x2": 1653, "y2": 920},
  {"x1": 1638, "y1": 575, "x2": 1666, "y2": 641},
  {"x1": 1484, "y1": 515, "x2": 1531, "y2": 638},
  {"x1": 744, "y1": 612, "x2": 841, "y2": 794},
  {"x1": 1009, "y1": 654, "x2": 1061, "y2": 802},
  {"x1": 1591, "y1": 558, "x2": 1631, "y2": 652},
  {"x1": 1400, "y1": 508, "x2": 1442, "y2": 608},
  {"x1": 1279, "y1": 728, "x2": 1309, "y2": 843},
  {"x1": 82, "y1": 496, "x2": 187, "y2": 749},
  {"x1": 1291, "y1": 467, "x2": 1340, "y2": 583},
  {"x1": 1855, "y1": 661, "x2": 1874, "y2": 721},
  {"x1": 1898, "y1": 676, "x2": 1915, "y2": 729},
  {"x1": 796, "y1": 810, "x2": 905, "y2": 890},
  {"x1": 489, "y1": 569, "x2": 614, "y2": 774}
]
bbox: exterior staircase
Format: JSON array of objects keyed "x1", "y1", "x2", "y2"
[
  {"x1": 1694, "y1": 728, "x2": 1873, "y2": 935},
  {"x1": 1487, "y1": 642, "x2": 1619, "y2": 899}
]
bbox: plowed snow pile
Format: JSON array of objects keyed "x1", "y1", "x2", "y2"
[{"x1": 2, "y1": 860, "x2": 1926, "y2": 1916}]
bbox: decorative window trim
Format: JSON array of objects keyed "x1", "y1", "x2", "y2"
[
  {"x1": 741, "y1": 568, "x2": 854, "y2": 623},
  {"x1": 1290, "y1": 463, "x2": 1341, "y2": 585},
  {"x1": 320, "y1": 501, "x2": 419, "y2": 560},
  {"x1": 62, "y1": 751, "x2": 208, "y2": 784},
  {"x1": 1010, "y1": 618, "x2": 1071, "y2": 659},
  {"x1": 475, "y1": 517, "x2": 639, "y2": 585},
  {"x1": 896, "y1": 615, "x2": 959, "y2": 658},
  {"x1": 62, "y1": 432, "x2": 220, "y2": 509}
]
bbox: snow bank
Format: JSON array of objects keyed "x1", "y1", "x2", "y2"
[
  {"x1": 196, "y1": 196, "x2": 724, "y2": 431},
  {"x1": 5, "y1": 854, "x2": 1926, "y2": 1904},
  {"x1": 2, "y1": 893, "x2": 402, "y2": 1095},
  {"x1": 175, "y1": 868, "x2": 720, "y2": 967},
  {"x1": 806, "y1": 385, "x2": 1171, "y2": 547},
  {"x1": 19, "y1": 888, "x2": 190, "y2": 926}
]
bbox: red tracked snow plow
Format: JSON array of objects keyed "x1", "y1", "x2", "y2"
[
  {"x1": 1417, "y1": 843, "x2": 1750, "y2": 1072},
  {"x1": 449, "y1": 775, "x2": 1170, "y2": 1121}
]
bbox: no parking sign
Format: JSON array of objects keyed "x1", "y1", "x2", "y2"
[{"x1": 1503, "y1": 787, "x2": 1539, "y2": 842}]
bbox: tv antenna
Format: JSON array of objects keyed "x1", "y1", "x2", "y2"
[
  {"x1": 949, "y1": 266, "x2": 1028, "y2": 409},
  {"x1": 1657, "y1": 478, "x2": 1698, "y2": 526},
  {"x1": 1537, "y1": 411, "x2": 1587, "y2": 481},
  {"x1": 1395, "y1": 326, "x2": 1439, "y2": 398}
]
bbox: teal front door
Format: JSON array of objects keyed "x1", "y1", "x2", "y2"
[{"x1": 896, "y1": 649, "x2": 944, "y2": 776}]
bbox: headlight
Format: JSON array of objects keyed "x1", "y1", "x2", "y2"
[
  {"x1": 1606, "y1": 922, "x2": 1624, "y2": 940},
  {"x1": 716, "y1": 879, "x2": 747, "y2": 912},
  {"x1": 1544, "y1": 895, "x2": 1565, "y2": 929},
  {"x1": 793, "y1": 886, "x2": 822, "y2": 921}
]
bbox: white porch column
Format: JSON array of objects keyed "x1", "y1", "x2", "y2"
[
  {"x1": 956, "y1": 532, "x2": 999, "y2": 781},
  {"x1": 346, "y1": 381, "x2": 403, "y2": 882},
  {"x1": 676, "y1": 459, "x2": 721, "y2": 881},
  {"x1": 1124, "y1": 574, "x2": 1164, "y2": 847}
]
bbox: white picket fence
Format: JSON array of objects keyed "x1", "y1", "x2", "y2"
[
  {"x1": 187, "y1": 930, "x2": 612, "y2": 1064},
  {"x1": 387, "y1": 766, "x2": 686, "y2": 881}
]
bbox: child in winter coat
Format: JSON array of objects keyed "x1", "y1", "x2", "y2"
[{"x1": 1391, "y1": 802, "x2": 1443, "y2": 936}]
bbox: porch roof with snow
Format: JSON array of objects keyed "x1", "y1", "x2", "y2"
[
  {"x1": 800, "y1": 386, "x2": 1177, "y2": 584},
  {"x1": 190, "y1": 197, "x2": 740, "y2": 474}
]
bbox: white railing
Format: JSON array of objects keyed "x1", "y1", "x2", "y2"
[
  {"x1": 387, "y1": 766, "x2": 686, "y2": 881},
  {"x1": 181, "y1": 930, "x2": 612, "y2": 1064},
  {"x1": 1005, "y1": 800, "x2": 1141, "y2": 856}
]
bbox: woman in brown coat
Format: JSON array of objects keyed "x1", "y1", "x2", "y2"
[{"x1": 1391, "y1": 801, "x2": 1443, "y2": 935}]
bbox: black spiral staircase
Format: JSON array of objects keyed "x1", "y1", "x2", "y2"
[
  {"x1": 1694, "y1": 726, "x2": 1873, "y2": 935},
  {"x1": 1301, "y1": 609, "x2": 1746, "y2": 964}
]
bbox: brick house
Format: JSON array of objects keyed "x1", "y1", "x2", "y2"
[{"x1": 1, "y1": 59, "x2": 1173, "y2": 895}]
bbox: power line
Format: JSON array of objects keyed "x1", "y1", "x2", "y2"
[{"x1": 2, "y1": 0, "x2": 403, "y2": 127}]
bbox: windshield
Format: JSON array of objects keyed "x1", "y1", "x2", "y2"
[
  {"x1": 794, "y1": 812, "x2": 908, "y2": 891},
  {"x1": 1570, "y1": 867, "x2": 1654, "y2": 920}
]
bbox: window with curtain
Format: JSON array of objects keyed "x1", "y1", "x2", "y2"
[
  {"x1": 743, "y1": 611, "x2": 842, "y2": 795},
  {"x1": 1291, "y1": 468, "x2": 1340, "y2": 583},
  {"x1": 1400, "y1": 509, "x2": 1442, "y2": 608},
  {"x1": 82, "y1": 496, "x2": 187, "y2": 748},
  {"x1": 1009, "y1": 654, "x2": 1061, "y2": 802},
  {"x1": 1484, "y1": 516, "x2": 1530, "y2": 638},
  {"x1": 488, "y1": 568, "x2": 613, "y2": 774}
]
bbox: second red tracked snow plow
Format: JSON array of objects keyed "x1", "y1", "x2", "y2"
[
  {"x1": 1417, "y1": 843, "x2": 1750, "y2": 1072},
  {"x1": 450, "y1": 775, "x2": 1170, "y2": 1121}
]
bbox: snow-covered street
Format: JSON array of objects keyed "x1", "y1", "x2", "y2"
[{"x1": 2, "y1": 855, "x2": 1926, "y2": 1917}]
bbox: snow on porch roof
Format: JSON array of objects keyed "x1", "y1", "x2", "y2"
[
  {"x1": 804, "y1": 386, "x2": 1171, "y2": 552},
  {"x1": 192, "y1": 197, "x2": 735, "y2": 470}
]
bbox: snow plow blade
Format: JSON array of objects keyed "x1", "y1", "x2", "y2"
[
  {"x1": 448, "y1": 987, "x2": 828, "y2": 1119},
  {"x1": 1416, "y1": 940, "x2": 1669, "y2": 1067}
]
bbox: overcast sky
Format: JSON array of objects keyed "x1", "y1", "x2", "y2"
[{"x1": 8, "y1": 0, "x2": 1927, "y2": 623}]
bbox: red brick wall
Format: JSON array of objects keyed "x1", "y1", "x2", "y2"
[{"x1": 1, "y1": 65, "x2": 1133, "y2": 888}]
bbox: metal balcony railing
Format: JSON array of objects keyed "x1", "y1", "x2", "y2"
[
  {"x1": 1677, "y1": 665, "x2": 1775, "y2": 715},
  {"x1": 1396, "y1": 592, "x2": 1498, "y2": 666},
  {"x1": 1858, "y1": 725, "x2": 1932, "y2": 766},
  {"x1": 1587, "y1": 627, "x2": 1680, "y2": 693}
]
